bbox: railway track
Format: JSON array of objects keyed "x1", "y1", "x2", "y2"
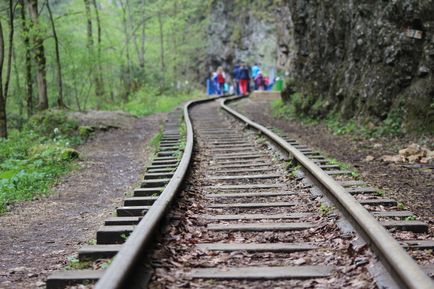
[{"x1": 47, "y1": 96, "x2": 433, "y2": 289}]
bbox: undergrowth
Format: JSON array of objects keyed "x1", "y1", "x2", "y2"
[
  {"x1": 271, "y1": 97, "x2": 408, "y2": 137},
  {"x1": 0, "y1": 110, "x2": 87, "y2": 213},
  {"x1": 99, "y1": 88, "x2": 201, "y2": 117}
]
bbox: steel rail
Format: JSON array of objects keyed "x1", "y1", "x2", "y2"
[
  {"x1": 221, "y1": 95, "x2": 433, "y2": 289},
  {"x1": 94, "y1": 96, "x2": 223, "y2": 289}
]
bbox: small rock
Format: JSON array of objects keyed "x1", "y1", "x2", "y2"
[
  {"x1": 35, "y1": 281, "x2": 45, "y2": 287},
  {"x1": 399, "y1": 143, "x2": 421, "y2": 157},
  {"x1": 381, "y1": 155, "x2": 403, "y2": 163},
  {"x1": 420, "y1": 157, "x2": 432, "y2": 164},
  {"x1": 373, "y1": 143, "x2": 382, "y2": 148},
  {"x1": 408, "y1": 155, "x2": 421, "y2": 163},
  {"x1": 364, "y1": 155, "x2": 375, "y2": 162},
  {"x1": 9, "y1": 267, "x2": 27, "y2": 274},
  {"x1": 354, "y1": 257, "x2": 369, "y2": 267},
  {"x1": 293, "y1": 258, "x2": 306, "y2": 265},
  {"x1": 418, "y1": 66, "x2": 430, "y2": 77}
]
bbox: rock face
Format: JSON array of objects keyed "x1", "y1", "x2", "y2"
[
  {"x1": 206, "y1": 0, "x2": 277, "y2": 75},
  {"x1": 277, "y1": 0, "x2": 434, "y2": 131}
]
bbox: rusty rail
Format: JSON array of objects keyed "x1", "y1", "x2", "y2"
[
  {"x1": 93, "y1": 96, "x2": 223, "y2": 289},
  {"x1": 220, "y1": 95, "x2": 433, "y2": 289}
]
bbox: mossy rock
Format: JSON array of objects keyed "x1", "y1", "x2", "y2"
[
  {"x1": 61, "y1": 148, "x2": 79, "y2": 160},
  {"x1": 79, "y1": 126, "x2": 95, "y2": 138},
  {"x1": 25, "y1": 110, "x2": 79, "y2": 138}
]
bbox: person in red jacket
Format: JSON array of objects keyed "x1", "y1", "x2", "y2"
[{"x1": 216, "y1": 67, "x2": 226, "y2": 95}]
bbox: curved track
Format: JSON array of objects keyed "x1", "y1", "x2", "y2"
[{"x1": 47, "y1": 96, "x2": 433, "y2": 289}]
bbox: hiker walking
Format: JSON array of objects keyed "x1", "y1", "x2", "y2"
[
  {"x1": 216, "y1": 67, "x2": 226, "y2": 95},
  {"x1": 238, "y1": 63, "x2": 250, "y2": 96}
]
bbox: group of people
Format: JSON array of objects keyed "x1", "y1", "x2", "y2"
[
  {"x1": 206, "y1": 67, "x2": 228, "y2": 96},
  {"x1": 206, "y1": 63, "x2": 272, "y2": 96}
]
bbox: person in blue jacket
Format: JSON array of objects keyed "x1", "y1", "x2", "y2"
[
  {"x1": 251, "y1": 63, "x2": 260, "y2": 89},
  {"x1": 233, "y1": 64, "x2": 241, "y2": 96}
]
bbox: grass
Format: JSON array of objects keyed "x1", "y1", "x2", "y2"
[
  {"x1": 319, "y1": 203, "x2": 335, "y2": 216},
  {"x1": 271, "y1": 97, "x2": 410, "y2": 137},
  {"x1": 65, "y1": 256, "x2": 91, "y2": 270},
  {"x1": 100, "y1": 88, "x2": 201, "y2": 117},
  {"x1": 0, "y1": 110, "x2": 87, "y2": 213}
]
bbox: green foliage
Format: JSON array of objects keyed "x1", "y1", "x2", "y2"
[
  {"x1": 319, "y1": 203, "x2": 334, "y2": 216},
  {"x1": 404, "y1": 215, "x2": 416, "y2": 221},
  {"x1": 65, "y1": 256, "x2": 91, "y2": 270},
  {"x1": 271, "y1": 93, "x2": 414, "y2": 137},
  {"x1": 375, "y1": 190, "x2": 385, "y2": 197},
  {"x1": 98, "y1": 88, "x2": 200, "y2": 117},
  {"x1": 397, "y1": 202, "x2": 406, "y2": 210},
  {"x1": 6, "y1": 0, "x2": 207, "y2": 129},
  {"x1": 0, "y1": 111, "x2": 86, "y2": 213},
  {"x1": 150, "y1": 130, "x2": 163, "y2": 151}
]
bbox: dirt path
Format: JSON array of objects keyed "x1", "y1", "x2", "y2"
[
  {"x1": 0, "y1": 112, "x2": 166, "y2": 289},
  {"x1": 233, "y1": 98, "x2": 433, "y2": 222}
]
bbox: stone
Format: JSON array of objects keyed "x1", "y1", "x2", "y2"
[
  {"x1": 418, "y1": 66, "x2": 430, "y2": 77},
  {"x1": 364, "y1": 155, "x2": 375, "y2": 162}
]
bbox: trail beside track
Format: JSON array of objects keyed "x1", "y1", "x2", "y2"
[{"x1": 0, "y1": 113, "x2": 165, "y2": 289}]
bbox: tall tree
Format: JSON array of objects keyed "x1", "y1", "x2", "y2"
[
  {"x1": 157, "y1": 10, "x2": 165, "y2": 90},
  {"x1": 26, "y1": 0, "x2": 48, "y2": 110},
  {"x1": 19, "y1": 0, "x2": 34, "y2": 117},
  {"x1": 0, "y1": 0, "x2": 16, "y2": 138},
  {"x1": 0, "y1": 20, "x2": 6, "y2": 138},
  {"x1": 119, "y1": 0, "x2": 131, "y2": 101},
  {"x1": 46, "y1": 0, "x2": 65, "y2": 108},
  {"x1": 91, "y1": 0, "x2": 104, "y2": 98}
]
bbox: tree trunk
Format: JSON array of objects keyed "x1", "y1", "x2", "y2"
[
  {"x1": 47, "y1": 0, "x2": 65, "y2": 108},
  {"x1": 20, "y1": 0, "x2": 33, "y2": 117},
  {"x1": 139, "y1": 0, "x2": 146, "y2": 71},
  {"x1": 0, "y1": 21, "x2": 7, "y2": 138},
  {"x1": 158, "y1": 11, "x2": 165, "y2": 91},
  {"x1": 91, "y1": 0, "x2": 104, "y2": 98},
  {"x1": 26, "y1": 0, "x2": 48, "y2": 110},
  {"x1": 120, "y1": 0, "x2": 131, "y2": 101},
  {"x1": 4, "y1": 0, "x2": 15, "y2": 101},
  {"x1": 172, "y1": 0, "x2": 178, "y2": 79}
]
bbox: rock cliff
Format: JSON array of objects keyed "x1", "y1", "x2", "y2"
[
  {"x1": 206, "y1": 0, "x2": 277, "y2": 74},
  {"x1": 277, "y1": 0, "x2": 434, "y2": 131},
  {"x1": 206, "y1": 0, "x2": 433, "y2": 131}
]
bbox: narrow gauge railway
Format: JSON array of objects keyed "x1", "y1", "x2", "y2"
[{"x1": 47, "y1": 96, "x2": 433, "y2": 289}]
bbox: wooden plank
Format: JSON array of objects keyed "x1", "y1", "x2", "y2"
[
  {"x1": 207, "y1": 222, "x2": 314, "y2": 231},
  {"x1": 190, "y1": 266, "x2": 332, "y2": 279},
  {"x1": 124, "y1": 196, "x2": 158, "y2": 206},
  {"x1": 208, "y1": 202, "x2": 296, "y2": 209},
  {"x1": 207, "y1": 174, "x2": 280, "y2": 181},
  {"x1": 400, "y1": 240, "x2": 434, "y2": 249},
  {"x1": 359, "y1": 199, "x2": 397, "y2": 206},
  {"x1": 79, "y1": 244, "x2": 122, "y2": 260},
  {"x1": 105, "y1": 216, "x2": 141, "y2": 225},
  {"x1": 206, "y1": 184, "x2": 284, "y2": 190},
  {"x1": 205, "y1": 192, "x2": 295, "y2": 198},
  {"x1": 196, "y1": 243, "x2": 316, "y2": 252},
  {"x1": 371, "y1": 210, "x2": 414, "y2": 217},
  {"x1": 46, "y1": 270, "x2": 104, "y2": 289},
  {"x1": 381, "y1": 220, "x2": 428, "y2": 233},
  {"x1": 202, "y1": 213, "x2": 313, "y2": 220}
]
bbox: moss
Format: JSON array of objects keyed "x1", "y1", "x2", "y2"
[
  {"x1": 79, "y1": 126, "x2": 95, "y2": 138},
  {"x1": 24, "y1": 110, "x2": 79, "y2": 139},
  {"x1": 61, "y1": 148, "x2": 79, "y2": 160}
]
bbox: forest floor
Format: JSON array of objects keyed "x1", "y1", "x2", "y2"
[
  {"x1": 232, "y1": 97, "x2": 433, "y2": 222},
  {"x1": 0, "y1": 111, "x2": 166, "y2": 289}
]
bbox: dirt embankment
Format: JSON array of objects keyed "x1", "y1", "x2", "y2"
[{"x1": 0, "y1": 111, "x2": 166, "y2": 289}]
